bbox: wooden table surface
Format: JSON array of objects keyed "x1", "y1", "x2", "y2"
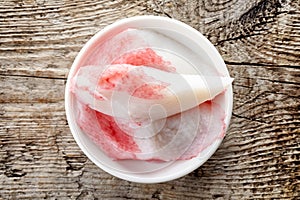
[{"x1": 1, "y1": 0, "x2": 299, "y2": 199}]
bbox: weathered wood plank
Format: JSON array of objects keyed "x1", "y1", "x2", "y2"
[
  {"x1": 147, "y1": 0, "x2": 300, "y2": 66},
  {"x1": 0, "y1": 0, "x2": 299, "y2": 199},
  {"x1": 0, "y1": 75, "x2": 65, "y2": 103},
  {"x1": 0, "y1": 0, "x2": 146, "y2": 79}
]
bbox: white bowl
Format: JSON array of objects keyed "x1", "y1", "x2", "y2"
[{"x1": 65, "y1": 16, "x2": 233, "y2": 183}]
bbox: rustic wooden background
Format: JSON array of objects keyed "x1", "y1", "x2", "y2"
[{"x1": 0, "y1": 0, "x2": 299, "y2": 199}]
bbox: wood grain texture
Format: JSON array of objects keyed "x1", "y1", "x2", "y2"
[{"x1": 0, "y1": 0, "x2": 299, "y2": 199}]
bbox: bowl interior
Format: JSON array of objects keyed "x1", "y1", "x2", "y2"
[{"x1": 65, "y1": 16, "x2": 233, "y2": 183}]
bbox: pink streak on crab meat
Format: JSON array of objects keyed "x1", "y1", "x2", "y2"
[
  {"x1": 76, "y1": 102, "x2": 139, "y2": 160},
  {"x1": 97, "y1": 64, "x2": 169, "y2": 99},
  {"x1": 112, "y1": 48, "x2": 176, "y2": 72}
]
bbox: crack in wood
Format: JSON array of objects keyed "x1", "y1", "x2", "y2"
[
  {"x1": 0, "y1": 73, "x2": 67, "y2": 80},
  {"x1": 216, "y1": 33, "x2": 265, "y2": 45},
  {"x1": 4, "y1": 168, "x2": 27, "y2": 178},
  {"x1": 225, "y1": 61, "x2": 300, "y2": 69},
  {"x1": 232, "y1": 112, "x2": 268, "y2": 124}
]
